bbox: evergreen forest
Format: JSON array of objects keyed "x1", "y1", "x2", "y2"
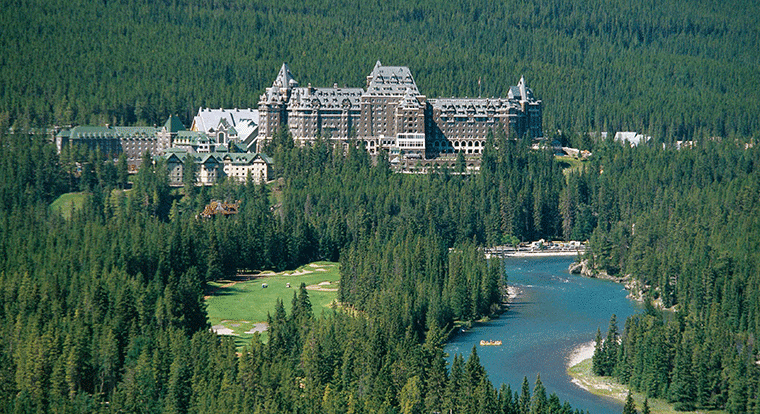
[
  {"x1": 0, "y1": 130, "x2": 591, "y2": 412},
  {"x1": 1, "y1": 0, "x2": 759, "y2": 143},
  {"x1": 586, "y1": 140, "x2": 760, "y2": 412},
  {"x1": 2, "y1": 0, "x2": 760, "y2": 413}
]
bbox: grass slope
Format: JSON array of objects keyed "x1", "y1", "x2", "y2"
[
  {"x1": 50, "y1": 192, "x2": 87, "y2": 219},
  {"x1": 205, "y1": 261, "x2": 341, "y2": 349},
  {"x1": 555, "y1": 155, "x2": 586, "y2": 177},
  {"x1": 568, "y1": 358, "x2": 726, "y2": 414}
]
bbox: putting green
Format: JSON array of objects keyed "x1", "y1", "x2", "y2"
[{"x1": 205, "y1": 261, "x2": 341, "y2": 348}]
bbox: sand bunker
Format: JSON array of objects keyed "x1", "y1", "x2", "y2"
[
  {"x1": 212, "y1": 325, "x2": 237, "y2": 336},
  {"x1": 306, "y1": 281, "x2": 338, "y2": 292},
  {"x1": 245, "y1": 323, "x2": 268, "y2": 334}
]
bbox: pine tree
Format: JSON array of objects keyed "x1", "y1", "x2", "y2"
[
  {"x1": 641, "y1": 398, "x2": 651, "y2": 414},
  {"x1": 465, "y1": 346, "x2": 486, "y2": 387},
  {"x1": 456, "y1": 151, "x2": 466, "y2": 174},
  {"x1": 519, "y1": 376, "x2": 531, "y2": 414},
  {"x1": 182, "y1": 154, "x2": 197, "y2": 195},
  {"x1": 669, "y1": 340, "x2": 695, "y2": 411},
  {"x1": 445, "y1": 354, "x2": 465, "y2": 412},
  {"x1": 623, "y1": 392, "x2": 637, "y2": 414},
  {"x1": 592, "y1": 328, "x2": 604, "y2": 375},
  {"x1": 601, "y1": 314, "x2": 619, "y2": 375},
  {"x1": 530, "y1": 374, "x2": 547, "y2": 414},
  {"x1": 291, "y1": 282, "x2": 313, "y2": 325},
  {"x1": 397, "y1": 375, "x2": 421, "y2": 414}
]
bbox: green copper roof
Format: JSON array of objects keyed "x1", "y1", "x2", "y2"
[{"x1": 164, "y1": 115, "x2": 186, "y2": 133}]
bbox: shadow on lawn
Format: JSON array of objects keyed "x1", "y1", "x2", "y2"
[
  {"x1": 204, "y1": 273, "x2": 268, "y2": 297},
  {"x1": 204, "y1": 284, "x2": 240, "y2": 297}
]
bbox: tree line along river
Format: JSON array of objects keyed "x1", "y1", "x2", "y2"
[{"x1": 445, "y1": 256, "x2": 641, "y2": 414}]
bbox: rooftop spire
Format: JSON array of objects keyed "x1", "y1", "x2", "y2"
[{"x1": 273, "y1": 63, "x2": 298, "y2": 89}]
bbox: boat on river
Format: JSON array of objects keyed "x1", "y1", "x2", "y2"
[{"x1": 479, "y1": 340, "x2": 502, "y2": 346}]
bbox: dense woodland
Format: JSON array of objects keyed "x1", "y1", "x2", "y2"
[
  {"x1": 586, "y1": 140, "x2": 760, "y2": 412},
  {"x1": 2, "y1": 0, "x2": 760, "y2": 412},
  {"x1": 2, "y1": 0, "x2": 760, "y2": 143},
  {"x1": 0, "y1": 130, "x2": 591, "y2": 412},
  {"x1": 3, "y1": 118, "x2": 760, "y2": 414}
]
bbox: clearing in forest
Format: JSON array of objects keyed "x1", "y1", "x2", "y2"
[
  {"x1": 50, "y1": 192, "x2": 87, "y2": 219},
  {"x1": 554, "y1": 155, "x2": 586, "y2": 177},
  {"x1": 205, "y1": 261, "x2": 341, "y2": 349}
]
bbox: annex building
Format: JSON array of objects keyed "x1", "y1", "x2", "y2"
[
  {"x1": 258, "y1": 61, "x2": 542, "y2": 159},
  {"x1": 55, "y1": 109, "x2": 260, "y2": 162},
  {"x1": 55, "y1": 111, "x2": 272, "y2": 185}
]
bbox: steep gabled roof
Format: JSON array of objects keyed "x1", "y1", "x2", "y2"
[
  {"x1": 64, "y1": 125, "x2": 160, "y2": 140},
  {"x1": 365, "y1": 63, "x2": 420, "y2": 96},
  {"x1": 191, "y1": 108, "x2": 259, "y2": 136},
  {"x1": 399, "y1": 87, "x2": 421, "y2": 109},
  {"x1": 289, "y1": 86, "x2": 364, "y2": 110},
  {"x1": 164, "y1": 115, "x2": 185, "y2": 133},
  {"x1": 273, "y1": 63, "x2": 298, "y2": 89}
]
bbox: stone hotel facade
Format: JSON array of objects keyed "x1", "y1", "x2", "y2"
[{"x1": 258, "y1": 61, "x2": 542, "y2": 158}]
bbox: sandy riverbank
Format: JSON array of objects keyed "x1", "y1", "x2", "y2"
[
  {"x1": 567, "y1": 341, "x2": 596, "y2": 371},
  {"x1": 486, "y1": 250, "x2": 584, "y2": 259},
  {"x1": 507, "y1": 250, "x2": 583, "y2": 257},
  {"x1": 567, "y1": 340, "x2": 629, "y2": 402},
  {"x1": 566, "y1": 343, "x2": 706, "y2": 414}
]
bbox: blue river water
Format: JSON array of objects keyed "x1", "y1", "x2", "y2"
[{"x1": 445, "y1": 256, "x2": 641, "y2": 414}]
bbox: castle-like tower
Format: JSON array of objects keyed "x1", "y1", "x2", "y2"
[{"x1": 258, "y1": 62, "x2": 542, "y2": 158}]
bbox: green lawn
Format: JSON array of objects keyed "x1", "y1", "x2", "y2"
[
  {"x1": 205, "y1": 261, "x2": 341, "y2": 349},
  {"x1": 568, "y1": 358, "x2": 726, "y2": 414},
  {"x1": 50, "y1": 192, "x2": 87, "y2": 219},
  {"x1": 555, "y1": 155, "x2": 586, "y2": 177}
]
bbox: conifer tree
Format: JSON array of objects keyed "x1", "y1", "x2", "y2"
[
  {"x1": 641, "y1": 398, "x2": 651, "y2": 414},
  {"x1": 592, "y1": 328, "x2": 604, "y2": 375},
  {"x1": 519, "y1": 376, "x2": 531, "y2": 414},
  {"x1": 669, "y1": 340, "x2": 695, "y2": 410},
  {"x1": 601, "y1": 314, "x2": 619, "y2": 375},
  {"x1": 530, "y1": 374, "x2": 547, "y2": 414},
  {"x1": 623, "y1": 392, "x2": 637, "y2": 414}
]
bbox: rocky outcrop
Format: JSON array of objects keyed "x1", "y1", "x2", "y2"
[
  {"x1": 569, "y1": 259, "x2": 673, "y2": 308},
  {"x1": 568, "y1": 259, "x2": 628, "y2": 282},
  {"x1": 624, "y1": 278, "x2": 648, "y2": 302},
  {"x1": 568, "y1": 260, "x2": 585, "y2": 274}
]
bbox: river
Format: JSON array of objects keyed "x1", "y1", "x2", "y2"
[{"x1": 445, "y1": 256, "x2": 640, "y2": 414}]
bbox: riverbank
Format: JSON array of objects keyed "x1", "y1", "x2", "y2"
[
  {"x1": 566, "y1": 343, "x2": 726, "y2": 414},
  {"x1": 507, "y1": 250, "x2": 582, "y2": 257},
  {"x1": 447, "y1": 256, "x2": 643, "y2": 414},
  {"x1": 568, "y1": 259, "x2": 678, "y2": 311},
  {"x1": 485, "y1": 249, "x2": 584, "y2": 259}
]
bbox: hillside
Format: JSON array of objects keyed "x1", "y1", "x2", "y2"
[{"x1": 2, "y1": 0, "x2": 759, "y2": 142}]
